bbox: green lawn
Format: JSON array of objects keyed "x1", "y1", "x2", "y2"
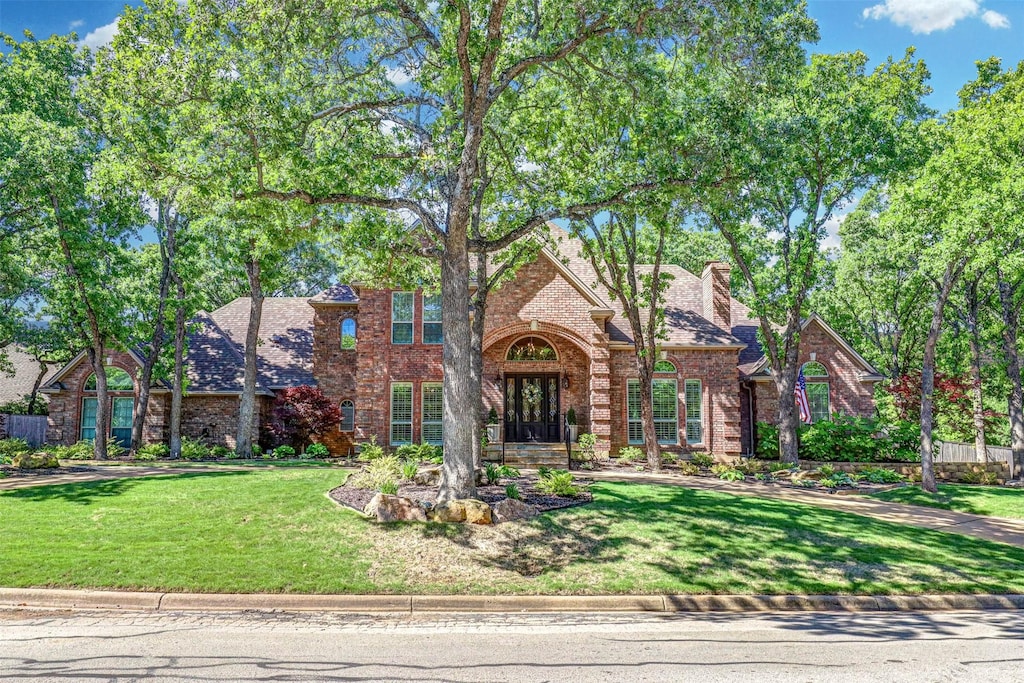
[
  {"x1": 2, "y1": 469, "x2": 1023, "y2": 595},
  {"x1": 868, "y1": 484, "x2": 1024, "y2": 520}
]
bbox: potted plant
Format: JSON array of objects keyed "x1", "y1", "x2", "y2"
[
  {"x1": 565, "y1": 407, "x2": 578, "y2": 443},
  {"x1": 486, "y1": 407, "x2": 501, "y2": 444}
]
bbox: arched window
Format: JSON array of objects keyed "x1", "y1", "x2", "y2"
[
  {"x1": 340, "y1": 318, "x2": 356, "y2": 350},
  {"x1": 800, "y1": 362, "x2": 830, "y2": 423},
  {"x1": 653, "y1": 360, "x2": 676, "y2": 373},
  {"x1": 339, "y1": 400, "x2": 355, "y2": 432},
  {"x1": 506, "y1": 336, "x2": 557, "y2": 361},
  {"x1": 84, "y1": 367, "x2": 134, "y2": 391}
]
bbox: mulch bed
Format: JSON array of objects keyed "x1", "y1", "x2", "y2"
[
  {"x1": 0, "y1": 465, "x2": 99, "y2": 478},
  {"x1": 329, "y1": 475, "x2": 593, "y2": 515}
]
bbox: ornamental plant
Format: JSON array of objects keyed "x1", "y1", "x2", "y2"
[{"x1": 267, "y1": 385, "x2": 342, "y2": 452}]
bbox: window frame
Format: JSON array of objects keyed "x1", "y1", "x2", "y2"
[
  {"x1": 421, "y1": 382, "x2": 444, "y2": 445},
  {"x1": 84, "y1": 367, "x2": 134, "y2": 391},
  {"x1": 340, "y1": 318, "x2": 357, "y2": 350},
  {"x1": 422, "y1": 293, "x2": 443, "y2": 345},
  {"x1": 389, "y1": 382, "x2": 413, "y2": 446},
  {"x1": 801, "y1": 362, "x2": 830, "y2": 423},
  {"x1": 626, "y1": 378, "x2": 679, "y2": 446},
  {"x1": 339, "y1": 400, "x2": 355, "y2": 432},
  {"x1": 110, "y1": 397, "x2": 134, "y2": 447},
  {"x1": 80, "y1": 397, "x2": 98, "y2": 441},
  {"x1": 391, "y1": 292, "x2": 414, "y2": 344},
  {"x1": 653, "y1": 359, "x2": 676, "y2": 373},
  {"x1": 684, "y1": 379, "x2": 704, "y2": 445}
]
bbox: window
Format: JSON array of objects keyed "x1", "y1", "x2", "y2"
[
  {"x1": 421, "y1": 383, "x2": 443, "y2": 445},
  {"x1": 685, "y1": 379, "x2": 703, "y2": 445},
  {"x1": 422, "y1": 294, "x2": 442, "y2": 344},
  {"x1": 339, "y1": 400, "x2": 355, "y2": 432},
  {"x1": 802, "y1": 362, "x2": 831, "y2": 423},
  {"x1": 506, "y1": 336, "x2": 557, "y2": 361},
  {"x1": 111, "y1": 397, "x2": 134, "y2": 447},
  {"x1": 340, "y1": 318, "x2": 356, "y2": 350},
  {"x1": 81, "y1": 397, "x2": 98, "y2": 441},
  {"x1": 390, "y1": 383, "x2": 413, "y2": 445},
  {"x1": 653, "y1": 360, "x2": 676, "y2": 373},
  {"x1": 626, "y1": 379, "x2": 679, "y2": 445},
  {"x1": 391, "y1": 292, "x2": 413, "y2": 344},
  {"x1": 84, "y1": 367, "x2": 134, "y2": 391}
]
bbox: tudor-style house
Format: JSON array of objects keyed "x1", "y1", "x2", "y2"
[{"x1": 38, "y1": 226, "x2": 884, "y2": 460}]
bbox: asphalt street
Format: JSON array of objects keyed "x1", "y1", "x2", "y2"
[{"x1": 2, "y1": 608, "x2": 1024, "y2": 682}]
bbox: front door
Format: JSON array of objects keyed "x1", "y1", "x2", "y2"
[{"x1": 504, "y1": 374, "x2": 560, "y2": 442}]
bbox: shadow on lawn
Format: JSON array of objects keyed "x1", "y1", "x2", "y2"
[
  {"x1": 0, "y1": 471, "x2": 254, "y2": 506},
  {"x1": 875, "y1": 484, "x2": 1024, "y2": 519},
  {"x1": 387, "y1": 482, "x2": 1024, "y2": 592}
]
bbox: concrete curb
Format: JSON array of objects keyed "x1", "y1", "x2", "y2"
[{"x1": 2, "y1": 588, "x2": 1023, "y2": 613}]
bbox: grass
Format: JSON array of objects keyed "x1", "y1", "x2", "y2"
[
  {"x1": 1, "y1": 470, "x2": 1023, "y2": 595},
  {"x1": 868, "y1": 484, "x2": 1024, "y2": 520}
]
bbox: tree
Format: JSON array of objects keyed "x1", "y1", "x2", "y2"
[
  {"x1": 267, "y1": 386, "x2": 343, "y2": 452},
  {"x1": 701, "y1": 50, "x2": 931, "y2": 463}
]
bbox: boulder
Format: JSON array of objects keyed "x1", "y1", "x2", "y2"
[
  {"x1": 461, "y1": 498, "x2": 492, "y2": 525},
  {"x1": 413, "y1": 466, "x2": 441, "y2": 487},
  {"x1": 363, "y1": 494, "x2": 427, "y2": 523},
  {"x1": 13, "y1": 452, "x2": 60, "y2": 470},
  {"x1": 492, "y1": 498, "x2": 539, "y2": 523},
  {"x1": 428, "y1": 500, "x2": 467, "y2": 523}
]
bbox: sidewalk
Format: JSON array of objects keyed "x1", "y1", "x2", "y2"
[
  {"x1": 0, "y1": 464, "x2": 244, "y2": 491},
  {"x1": 586, "y1": 469, "x2": 1024, "y2": 548}
]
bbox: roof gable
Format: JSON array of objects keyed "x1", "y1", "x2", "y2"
[{"x1": 743, "y1": 313, "x2": 883, "y2": 379}]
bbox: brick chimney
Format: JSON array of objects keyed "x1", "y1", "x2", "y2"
[{"x1": 701, "y1": 261, "x2": 731, "y2": 331}]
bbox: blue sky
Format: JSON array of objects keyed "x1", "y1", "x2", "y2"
[{"x1": 2, "y1": 0, "x2": 1022, "y2": 114}]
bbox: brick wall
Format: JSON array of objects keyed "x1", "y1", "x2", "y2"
[
  {"x1": 797, "y1": 460, "x2": 1010, "y2": 484},
  {"x1": 180, "y1": 394, "x2": 267, "y2": 449},
  {"x1": 310, "y1": 302, "x2": 359, "y2": 454}
]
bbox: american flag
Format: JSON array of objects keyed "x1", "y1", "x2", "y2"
[{"x1": 794, "y1": 368, "x2": 812, "y2": 424}]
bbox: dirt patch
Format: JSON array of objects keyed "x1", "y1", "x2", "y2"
[{"x1": 0, "y1": 465, "x2": 98, "y2": 479}]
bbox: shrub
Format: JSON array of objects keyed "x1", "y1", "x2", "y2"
[
  {"x1": 137, "y1": 443, "x2": 169, "y2": 460},
  {"x1": 678, "y1": 462, "x2": 699, "y2": 476},
  {"x1": 576, "y1": 433, "x2": 598, "y2": 461},
  {"x1": 272, "y1": 445, "x2": 296, "y2": 459},
  {"x1": 768, "y1": 461, "x2": 796, "y2": 473},
  {"x1": 566, "y1": 407, "x2": 577, "y2": 425},
  {"x1": 820, "y1": 472, "x2": 857, "y2": 488},
  {"x1": 497, "y1": 464, "x2": 520, "y2": 479},
  {"x1": 880, "y1": 420, "x2": 921, "y2": 462},
  {"x1": 859, "y1": 466, "x2": 905, "y2": 484},
  {"x1": 536, "y1": 469, "x2": 580, "y2": 497},
  {"x1": 105, "y1": 439, "x2": 127, "y2": 459},
  {"x1": 349, "y1": 455, "x2": 403, "y2": 490},
  {"x1": 306, "y1": 443, "x2": 330, "y2": 458},
  {"x1": 485, "y1": 462, "x2": 500, "y2": 485},
  {"x1": 487, "y1": 407, "x2": 499, "y2": 424},
  {"x1": 0, "y1": 438, "x2": 31, "y2": 462},
  {"x1": 52, "y1": 440, "x2": 95, "y2": 460},
  {"x1": 357, "y1": 436, "x2": 385, "y2": 462},
  {"x1": 210, "y1": 445, "x2": 233, "y2": 459},
  {"x1": 251, "y1": 444, "x2": 263, "y2": 457},
  {"x1": 180, "y1": 438, "x2": 211, "y2": 461},
  {"x1": 755, "y1": 422, "x2": 779, "y2": 459},
  {"x1": 660, "y1": 452, "x2": 678, "y2": 465},
  {"x1": 266, "y1": 385, "x2": 342, "y2": 452},
  {"x1": 817, "y1": 463, "x2": 838, "y2": 478},
  {"x1": 393, "y1": 442, "x2": 441, "y2": 463},
  {"x1": 505, "y1": 483, "x2": 521, "y2": 500},
  {"x1": 378, "y1": 480, "x2": 399, "y2": 495},
  {"x1": 401, "y1": 459, "x2": 419, "y2": 480},
  {"x1": 735, "y1": 458, "x2": 766, "y2": 475},
  {"x1": 690, "y1": 452, "x2": 714, "y2": 468},
  {"x1": 711, "y1": 463, "x2": 744, "y2": 481},
  {"x1": 960, "y1": 469, "x2": 999, "y2": 485},
  {"x1": 617, "y1": 446, "x2": 644, "y2": 464}
]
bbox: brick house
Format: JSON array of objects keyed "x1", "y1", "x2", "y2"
[{"x1": 36, "y1": 226, "x2": 883, "y2": 458}]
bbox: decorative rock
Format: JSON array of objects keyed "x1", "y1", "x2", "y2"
[
  {"x1": 413, "y1": 466, "x2": 441, "y2": 487},
  {"x1": 492, "y1": 498, "x2": 539, "y2": 523},
  {"x1": 461, "y1": 499, "x2": 492, "y2": 525},
  {"x1": 13, "y1": 452, "x2": 60, "y2": 470},
  {"x1": 429, "y1": 500, "x2": 467, "y2": 523},
  {"x1": 363, "y1": 494, "x2": 427, "y2": 523}
]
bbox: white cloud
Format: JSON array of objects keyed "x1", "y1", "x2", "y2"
[
  {"x1": 821, "y1": 214, "x2": 845, "y2": 252},
  {"x1": 69, "y1": 19, "x2": 85, "y2": 30},
  {"x1": 981, "y1": 9, "x2": 1011, "y2": 28},
  {"x1": 80, "y1": 18, "x2": 120, "y2": 49},
  {"x1": 386, "y1": 66, "x2": 415, "y2": 86},
  {"x1": 862, "y1": 0, "x2": 1011, "y2": 33}
]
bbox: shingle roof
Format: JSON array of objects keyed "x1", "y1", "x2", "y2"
[
  {"x1": 309, "y1": 284, "x2": 359, "y2": 305},
  {"x1": 0, "y1": 345, "x2": 57, "y2": 405},
  {"x1": 183, "y1": 313, "x2": 250, "y2": 393}
]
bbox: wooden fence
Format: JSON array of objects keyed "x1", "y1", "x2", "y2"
[
  {"x1": 0, "y1": 414, "x2": 48, "y2": 448},
  {"x1": 937, "y1": 441, "x2": 1013, "y2": 466}
]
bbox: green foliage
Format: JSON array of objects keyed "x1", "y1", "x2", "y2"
[
  {"x1": 565, "y1": 407, "x2": 577, "y2": 425},
  {"x1": 137, "y1": 443, "x2": 169, "y2": 460},
  {"x1": 0, "y1": 397, "x2": 49, "y2": 416},
  {"x1": 756, "y1": 418, "x2": 922, "y2": 462},
  {"x1": 819, "y1": 472, "x2": 857, "y2": 489},
  {"x1": 617, "y1": 447, "x2": 644, "y2": 464},
  {"x1": 393, "y1": 442, "x2": 442, "y2": 463},
  {"x1": 0, "y1": 438, "x2": 31, "y2": 462},
  {"x1": 735, "y1": 458, "x2": 767, "y2": 475},
  {"x1": 51, "y1": 440, "x2": 95, "y2": 460},
  {"x1": 711, "y1": 464, "x2": 745, "y2": 481},
  {"x1": 357, "y1": 437, "x2": 385, "y2": 462},
  {"x1": 401, "y1": 460, "x2": 419, "y2": 480},
  {"x1": 660, "y1": 452, "x2": 678, "y2": 465},
  {"x1": 349, "y1": 456, "x2": 402, "y2": 491},
  {"x1": 306, "y1": 443, "x2": 330, "y2": 458},
  {"x1": 678, "y1": 462, "x2": 700, "y2": 476},
  {"x1": 536, "y1": 469, "x2": 581, "y2": 497},
  {"x1": 272, "y1": 445, "x2": 296, "y2": 459},
  {"x1": 497, "y1": 465, "x2": 521, "y2": 479},
  {"x1": 960, "y1": 470, "x2": 1000, "y2": 486},
  {"x1": 180, "y1": 438, "x2": 211, "y2": 461},
  {"x1": 504, "y1": 484, "x2": 521, "y2": 500},
  {"x1": 378, "y1": 480, "x2": 399, "y2": 495},
  {"x1": 755, "y1": 423, "x2": 780, "y2": 459},
  {"x1": 859, "y1": 466, "x2": 906, "y2": 484},
  {"x1": 690, "y1": 452, "x2": 715, "y2": 468},
  {"x1": 105, "y1": 439, "x2": 127, "y2": 459},
  {"x1": 487, "y1": 408, "x2": 499, "y2": 425},
  {"x1": 485, "y1": 463, "x2": 501, "y2": 485}
]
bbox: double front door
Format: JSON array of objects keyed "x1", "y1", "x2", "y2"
[{"x1": 504, "y1": 374, "x2": 561, "y2": 442}]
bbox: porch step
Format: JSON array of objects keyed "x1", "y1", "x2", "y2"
[{"x1": 485, "y1": 443, "x2": 571, "y2": 468}]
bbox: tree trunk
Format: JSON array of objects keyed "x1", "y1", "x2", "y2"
[
  {"x1": 86, "y1": 346, "x2": 109, "y2": 460},
  {"x1": 27, "y1": 361, "x2": 49, "y2": 415},
  {"x1": 965, "y1": 278, "x2": 987, "y2": 463},
  {"x1": 996, "y1": 271, "x2": 1024, "y2": 480},
  {"x1": 438, "y1": 238, "x2": 477, "y2": 502},
  {"x1": 470, "y1": 250, "x2": 488, "y2": 470},
  {"x1": 774, "y1": 365, "x2": 801, "y2": 464},
  {"x1": 637, "y1": 360, "x2": 662, "y2": 471},
  {"x1": 169, "y1": 275, "x2": 186, "y2": 460},
  {"x1": 235, "y1": 253, "x2": 264, "y2": 458},
  {"x1": 920, "y1": 262, "x2": 961, "y2": 493}
]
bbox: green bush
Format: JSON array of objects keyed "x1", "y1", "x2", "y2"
[
  {"x1": 735, "y1": 458, "x2": 767, "y2": 475},
  {"x1": 105, "y1": 438, "x2": 127, "y2": 459},
  {"x1": 306, "y1": 443, "x2": 330, "y2": 458},
  {"x1": 349, "y1": 455, "x2": 403, "y2": 490},
  {"x1": 690, "y1": 452, "x2": 714, "y2": 468},
  {"x1": 485, "y1": 462, "x2": 500, "y2": 485},
  {"x1": 820, "y1": 471, "x2": 857, "y2": 488},
  {"x1": 755, "y1": 422, "x2": 779, "y2": 459},
  {"x1": 272, "y1": 445, "x2": 296, "y2": 459},
  {"x1": 536, "y1": 469, "x2": 581, "y2": 497},
  {"x1": 210, "y1": 445, "x2": 233, "y2": 459},
  {"x1": 960, "y1": 469, "x2": 999, "y2": 485},
  {"x1": 576, "y1": 433, "x2": 598, "y2": 461},
  {"x1": 678, "y1": 462, "x2": 699, "y2": 476},
  {"x1": 505, "y1": 483, "x2": 521, "y2": 500},
  {"x1": 401, "y1": 459, "x2": 418, "y2": 480},
  {"x1": 137, "y1": 443, "x2": 169, "y2": 460},
  {"x1": 180, "y1": 438, "x2": 211, "y2": 461},
  {"x1": 378, "y1": 479, "x2": 399, "y2": 495},
  {"x1": 881, "y1": 420, "x2": 921, "y2": 462},
  {"x1": 617, "y1": 446, "x2": 644, "y2": 464},
  {"x1": 52, "y1": 440, "x2": 95, "y2": 460},
  {"x1": 357, "y1": 437, "x2": 385, "y2": 462},
  {"x1": 660, "y1": 452, "x2": 678, "y2": 465},
  {"x1": 0, "y1": 438, "x2": 31, "y2": 463},
  {"x1": 497, "y1": 464, "x2": 520, "y2": 479},
  {"x1": 757, "y1": 417, "x2": 922, "y2": 463},
  {"x1": 859, "y1": 466, "x2": 905, "y2": 484},
  {"x1": 711, "y1": 463, "x2": 744, "y2": 481}
]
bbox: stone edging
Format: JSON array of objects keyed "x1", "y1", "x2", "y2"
[{"x1": 1, "y1": 588, "x2": 1022, "y2": 613}]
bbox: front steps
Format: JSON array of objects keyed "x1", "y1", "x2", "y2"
[{"x1": 485, "y1": 442, "x2": 571, "y2": 468}]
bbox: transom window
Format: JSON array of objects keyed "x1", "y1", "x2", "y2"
[
  {"x1": 801, "y1": 362, "x2": 830, "y2": 423},
  {"x1": 422, "y1": 294, "x2": 443, "y2": 344},
  {"x1": 340, "y1": 318, "x2": 356, "y2": 350},
  {"x1": 390, "y1": 383, "x2": 413, "y2": 445},
  {"x1": 421, "y1": 383, "x2": 443, "y2": 445},
  {"x1": 84, "y1": 367, "x2": 134, "y2": 391},
  {"x1": 653, "y1": 360, "x2": 676, "y2": 373},
  {"x1": 626, "y1": 379, "x2": 679, "y2": 445},
  {"x1": 506, "y1": 337, "x2": 557, "y2": 361},
  {"x1": 391, "y1": 292, "x2": 414, "y2": 344},
  {"x1": 339, "y1": 400, "x2": 355, "y2": 432},
  {"x1": 684, "y1": 379, "x2": 703, "y2": 445}
]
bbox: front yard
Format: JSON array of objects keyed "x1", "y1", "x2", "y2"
[
  {"x1": 868, "y1": 484, "x2": 1024, "y2": 520},
  {"x1": 1, "y1": 469, "x2": 1023, "y2": 595}
]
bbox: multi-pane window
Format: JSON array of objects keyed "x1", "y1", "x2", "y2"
[
  {"x1": 391, "y1": 292, "x2": 413, "y2": 344},
  {"x1": 626, "y1": 379, "x2": 679, "y2": 445},
  {"x1": 340, "y1": 318, "x2": 356, "y2": 350},
  {"x1": 339, "y1": 400, "x2": 355, "y2": 432},
  {"x1": 111, "y1": 397, "x2": 134, "y2": 447},
  {"x1": 421, "y1": 383, "x2": 444, "y2": 445},
  {"x1": 422, "y1": 294, "x2": 443, "y2": 344},
  {"x1": 80, "y1": 398, "x2": 98, "y2": 441},
  {"x1": 85, "y1": 367, "x2": 134, "y2": 391},
  {"x1": 653, "y1": 360, "x2": 676, "y2": 373},
  {"x1": 802, "y1": 362, "x2": 830, "y2": 423},
  {"x1": 685, "y1": 379, "x2": 703, "y2": 445},
  {"x1": 390, "y1": 383, "x2": 413, "y2": 445}
]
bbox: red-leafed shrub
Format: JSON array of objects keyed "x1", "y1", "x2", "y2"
[{"x1": 266, "y1": 386, "x2": 341, "y2": 452}]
